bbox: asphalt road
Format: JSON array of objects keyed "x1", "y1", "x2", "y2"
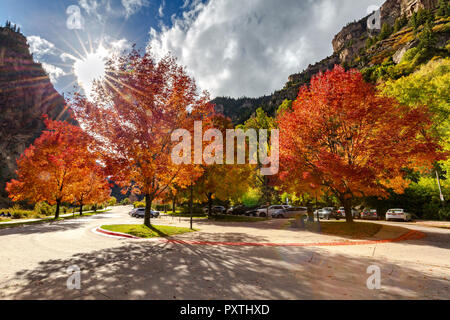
[{"x1": 0, "y1": 206, "x2": 449, "y2": 300}]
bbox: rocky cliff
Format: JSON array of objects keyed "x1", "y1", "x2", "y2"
[
  {"x1": 0, "y1": 25, "x2": 73, "y2": 207},
  {"x1": 213, "y1": 0, "x2": 443, "y2": 124}
]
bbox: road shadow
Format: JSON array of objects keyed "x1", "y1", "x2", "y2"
[{"x1": 2, "y1": 240, "x2": 449, "y2": 300}]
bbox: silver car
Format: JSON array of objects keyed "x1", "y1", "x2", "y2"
[
  {"x1": 131, "y1": 208, "x2": 160, "y2": 218},
  {"x1": 272, "y1": 207, "x2": 307, "y2": 219}
]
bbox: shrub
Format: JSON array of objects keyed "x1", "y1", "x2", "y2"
[
  {"x1": 0, "y1": 205, "x2": 34, "y2": 219},
  {"x1": 108, "y1": 197, "x2": 117, "y2": 206},
  {"x1": 34, "y1": 202, "x2": 54, "y2": 216},
  {"x1": 423, "y1": 201, "x2": 450, "y2": 220},
  {"x1": 133, "y1": 201, "x2": 145, "y2": 208},
  {"x1": 120, "y1": 198, "x2": 131, "y2": 205},
  {"x1": 155, "y1": 204, "x2": 166, "y2": 211}
]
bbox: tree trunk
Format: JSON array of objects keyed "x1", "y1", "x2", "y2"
[
  {"x1": 55, "y1": 199, "x2": 61, "y2": 219},
  {"x1": 307, "y1": 202, "x2": 314, "y2": 222},
  {"x1": 79, "y1": 202, "x2": 83, "y2": 216},
  {"x1": 172, "y1": 196, "x2": 176, "y2": 214},
  {"x1": 144, "y1": 194, "x2": 153, "y2": 227},
  {"x1": 342, "y1": 197, "x2": 354, "y2": 223},
  {"x1": 207, "y1": 192, "x2": 213, "y2": 217},
  {"x1": 190, "y1": 184, "x2": 194, "y2": 230}
]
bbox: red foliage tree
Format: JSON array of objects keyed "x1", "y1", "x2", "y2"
[
  {"x1": 6, "y1": 119, "x2": 102, "y2": 218},
  {"x1": 72, "y1": 50, "x2": 213, "y2": 226},
  {"x1": 70, "y1": 165, "x2": 111, "y2": 215},
  {"x1": 277, "y1": 66, "x2": 444, "y2": 222}
]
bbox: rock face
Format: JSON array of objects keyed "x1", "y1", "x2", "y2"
[
  {"x1": 332, "y1": 0, "x2": 439, "y2": 63},
  {"x1": 0, "y1": 26, "x2": 73, "y2": 207},
  {"x1": 213, "y1": 0, "x2": 442, "y2": 123}
]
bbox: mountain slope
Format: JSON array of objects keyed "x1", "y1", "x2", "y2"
[
  {"x1": 213, "y1": 0, "x2": 447, "y2": 124},
  {"x1": 0, "y1": 24, "x2": 73, "y2": 207}
]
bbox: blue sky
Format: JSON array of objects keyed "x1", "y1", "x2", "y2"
[
  {"x1": 0, "y1": 0, "x2": 385, "y2": 98},
  {"x1": 0, "y1": 0, "x2": 190, "y2": 95}
]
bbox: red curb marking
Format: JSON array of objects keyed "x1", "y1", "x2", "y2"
[
  {"x1": 95, "y1": 227, "x2": 140, "y2": 239},
  {"x1": 95, "y1": 227, "x2": 426, "y2": 247},
  {"x1": 161, "y1": 230, "x2": 426, "y2": 247}
]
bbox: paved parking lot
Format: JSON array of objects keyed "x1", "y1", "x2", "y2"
[{"x1": 0, "y1": 206, "x2": 449, "y2": 299}]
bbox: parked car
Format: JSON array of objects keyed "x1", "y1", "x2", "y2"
[
  {"x1": 131, "y1": 208, "x2": 160, "y2": 218},
  {"x1": 314, "y1": 208, "x2": 340, "y2": 220},
  {"x1": 385, "y1": 208, "x2": 412, "y2": 222},
  {"x1": 227, "y1": 205, "x2": 250, "y2": 215},
  {"x1": 337, "y1": 207, "x2": 360, "y2": 219},
  {"x1": 202, "y1": 206, "x2": 226, "y2": 214},
  {"x1": 255, "y1": 205, "x2": 291, "y2": 217},
  {"x1": 360, "y1": 208, "x2": 379, "y2": 220},
  {"x1": 272, "y1": 207, "x2": 307, "y2": 219}
]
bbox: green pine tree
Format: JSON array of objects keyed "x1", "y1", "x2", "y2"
[{"x1": 379, "y1": 23, "x2": 393, "y2": 40}]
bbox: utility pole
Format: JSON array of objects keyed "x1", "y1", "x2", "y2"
[
  {"x1": 190, "y1": 183, "x2": 194, "y2": 230},
  {"x1": 436, "y1": 170, "x2": 445, "y2": 202}
]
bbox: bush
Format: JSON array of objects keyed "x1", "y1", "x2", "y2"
[
  {"x1": 34, "y1": 202, "x2": 54, "y2": 216},
  {"x1": 90, "y1": 204, "x2": 105, "y2": 212},
  {"x1": 108, "y1": 197, "x2": 117, "y2": 206},
  {"x1": 155, "y1": 204, "x2": 166, "y2": 211},
  {"x1": 181, "y1": 204, "x2": 204, "y2": 215},
  {"x1": 121, "y1": 198, "x2": 131, "y2": 205},
  {"x1": 133, "y1": 201, "x2": 145, "y2": 208},
  {"x1": 423, "y1": 202, "x2": 450, "y2": 220},
  {"x1": 0, "y1": 205, "x2": 34, "y2": 219}
]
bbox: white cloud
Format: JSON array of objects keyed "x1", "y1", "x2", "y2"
[
  {"x1": 42, "y1": 62, "x2": 66, "y2": 84},
  {"x1": 148, "y1": 0, "x2": 385, "y2": 98},
  {"x1": 60, "y1": 52, "x2": 79, "y2": 63},
  {"x1": 110, "y1": 38, "x2": 132, "y2": 54},
  {"x1": 27, "y1": 36, "x2": 55, "y2": 59},
  {"x1": 159, "y1": 0, "x2": 165, "y2": 18},
  {"x1": 367, "y1": 5, "x2": 380, "y2": 14},
  {"x1": 121, "y1": 0, "x2": 149, "y2": 18},
  {"x1": 79, "y1": 0, "x2": 101, "y2": 19}
]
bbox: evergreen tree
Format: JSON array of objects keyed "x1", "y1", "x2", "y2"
[
  {"x1": 418, "y1": 21, "x2": 436, "y2": 50},
  {"x1": 410, "y1": 12, "x2": 419, "y2": 30},
  {"x1": 379, "y1": 23, "x2": 393, "y2": 40},
  {"x1": 437, "y1": 0, "x2": 450, "y2": 17},
  {"x1": 393, "y1": 15, "x2": 408, "y2": 33}
]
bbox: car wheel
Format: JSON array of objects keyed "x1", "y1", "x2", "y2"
[
  {"x1": 326, "y1": 215, "x2": 330, "y2": 220},
  {"x1": 260, "y1": 213, "x2": 266, "y2": 218},
  {"x1": 279, "y1": 214, "x2": 284, "y2": 219}
]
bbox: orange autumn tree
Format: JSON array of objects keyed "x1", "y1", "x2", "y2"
[
  {"x1": 72, "y1": 49, "x2": 212, "y2": 227},
  {"x1": 193, "y1": 114, "x2": 254, "y2": 216},
  {"x1": 6, "y1": 119, "x2": 99, "y2": 219},
  {"x1": 70, "y1": 165, "x2": 111, "y2": 216},
  {"x1": 278, "y1": 66, "x2": 443, "y2": 222}
]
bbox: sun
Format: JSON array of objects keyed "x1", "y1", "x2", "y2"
[{"x1": 73, "y1": 46, "x2": 109, "y2": 99}]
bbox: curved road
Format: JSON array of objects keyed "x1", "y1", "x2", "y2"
[{"x1": 0, "y1": 206, "x2": 449, "y2": 299}]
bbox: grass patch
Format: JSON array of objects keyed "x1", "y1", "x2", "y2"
[
  {"x1": 209, "y1": 214, "x2": 267, "y2": 223},
  {"x1": 318, "y1": 221, "x2": 382, "y2": 239},
  {"x1": 101, "y1": 224, "x2": 196, "y2": 238}
]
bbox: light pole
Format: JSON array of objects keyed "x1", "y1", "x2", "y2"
[{"x1": 436, "y1": 170, "x2": 445, "y2": 202}]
